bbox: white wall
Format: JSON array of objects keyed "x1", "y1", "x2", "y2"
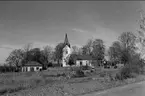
[
  {"x1": 76, "y1": 60, "x2": 92, "y2": 66},
  {"x1": 62, "y1": 45, "x2": 72, "y2": 67},
  {"x1": 22, "y1": 66, "x2": 42, "y2": 72}
]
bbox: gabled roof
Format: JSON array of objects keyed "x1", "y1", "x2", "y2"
[
  {"x1": 23, "y1": 61, "x2": 42, "y2": 66},
  {"x1": 75, "y1": 55, "x2": 95, "y2": 60},
  {"x1": 64, "y1": 33, "x2": 70, "y2": 48}
]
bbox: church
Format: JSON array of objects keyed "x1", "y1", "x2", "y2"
[
  {"x1": 62, "y1": 33, "x2": 72, "y2": 67},
  {"x1": 62, "y1": 33, "x2": 94, "y2": 67}
]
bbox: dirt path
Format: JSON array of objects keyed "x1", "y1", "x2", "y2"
[{"x1": 79, "y1": 81, "x2": 145, "y2": 96}]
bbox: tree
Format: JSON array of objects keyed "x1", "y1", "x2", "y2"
[
  {"x1": 54, "y1": 43, "x2": 64, "y2": 65},
  {"x1": 81, "y1": 39, "x2": 93, "y2": 55},
  {"x1": 6, "y1": 49, "x2": 24, "y2": 71},
  {"x1": 68, "y1": 54, "x2": 78, "y2": 66},
  {"x1": 91, "y1": 39, "x2": 105, "y2": 59},
  {"x1": 72, "y1": 45, "x2": 79, "y2": 54},
  {"x1": 108, "y1": 41, "x2": 122, "y2": 64},
  {"x1": 119, "y1": 32, "x2": 137, "y2": 64},
  {"x1": 29, "y1": 48, "x2": 41, "y2": 62},
  {"x1": 91, "y1": 39, "x2": 105, "y2": 66},
  {"x1": 118, "y1": 32, "x2": 136, "y2": 51},
  {"x1": 22, "y1": 43, "x2": 33, "y2": 64},
  {"x1": 40, "y1": 45, "x2": 54, "y2": 67},
  {"x1": 108, "y1": 32, "x2": 137, "y2": 65},
  {"x1": 136, "y1": 11, "x2": 145, "y2": 59}
]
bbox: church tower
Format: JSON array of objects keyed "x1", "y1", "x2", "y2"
[{"x1": 62, "y1": 33, "x2": 71, "y2": 67}]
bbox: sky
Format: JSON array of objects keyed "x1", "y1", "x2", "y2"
[{"x1": 0, "y1": 1, "x2": 144, "y2": 63}]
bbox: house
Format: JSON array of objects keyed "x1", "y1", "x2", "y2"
[
  {"x1": 75, "y1": 55, "x2": 95, "y2": 67},
  {"x1": 21, "y1": 61, "x2": 42, "y2": 72}
]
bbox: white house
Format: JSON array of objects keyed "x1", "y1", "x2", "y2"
[
  {"x1": 22, "y1": 61, "x2": 42, "y2": 72},
  {"x1": 75, "y1": 55, "x2": 94, "y2": 67}
]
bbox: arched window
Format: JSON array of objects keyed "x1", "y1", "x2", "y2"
[
  {"x1": 80, "y1": 61, "x2": 82, "y2": 66},
  {"x1": 66, "y1": 50, "x2": 68, "y2": 54},
  {"x1": 36, "y1": 67, "x2": 39, "y2": 70}
]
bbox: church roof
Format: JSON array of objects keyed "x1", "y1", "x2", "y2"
[{"x1": 64, "y1": 33, "x2": 70, "y2": 47}]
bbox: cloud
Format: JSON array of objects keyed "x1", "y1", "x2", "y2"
[
  {"x1": 31, "y1": 42, "x2": 55, "y2": 50},
  {"x1": 72, "y1": 28, "x2": 88, "y2": 33},
  {"x1": 0, "y1": 44, "x2": 22, "y2": 50}
]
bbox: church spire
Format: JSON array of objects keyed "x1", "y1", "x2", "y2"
[{"x1": 64, "y1": 33, "x2": 70, "y2": 47}]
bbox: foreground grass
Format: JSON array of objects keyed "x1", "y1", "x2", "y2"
[{"x1": 0, "y1": 67, "x2": 145, "y2": 96}]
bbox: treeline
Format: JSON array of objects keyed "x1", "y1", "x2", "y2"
[
  {"x1": 4, "y1": 31, "x2": 143, "y2": 70},
  {"x1": 0, "y1": 65, "x2": 17, "y2": 73}
]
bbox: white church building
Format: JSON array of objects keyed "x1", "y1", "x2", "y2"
[{"x1": 62, "y1": 33, "x2": 72, "y2": 67}]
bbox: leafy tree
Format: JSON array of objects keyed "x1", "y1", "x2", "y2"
[
  {"x1": 54, "y1": 43, "x2": 64, "y2": 65},
  {"x1": 68, "y1": 53, "x2": 78, "y2": 66},
  {"x1": 91, "y1": 39, "x2": 105, "y2": 61},
  {"x1": 40, "y1": 45, "x2": 54, "y2": 67},
  {"x1": 108, "y1": 32, "x2": 137, "y2": 65},
  {"x1": 108, "y1": 41, "x2": 122, "y2": 64},
  {"x1": 29, "y1": 48, "x2": 41, "y2": 62},
  {"x1": 81, "y1": 39, "x2": 93, "y2": 55},
  {"x1": 119, "y1": 32, "x2": 137, "y2": 64},
  {"x1": 118, "y1": 32, "x2": 136, "y2": 51},
  {"x1": 81, "y1": 46, "x2": 88, "y2": 55},
  {"x1": 136, "y1": 11, "x2": 145, "y2": 59},
  {"x1": 6, "y1": 49, "x2": 24, "y2": 71}
]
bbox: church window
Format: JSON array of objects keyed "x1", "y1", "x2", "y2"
[{"x1": 66, "y1": 50, "x2": 68, "y2": 54}]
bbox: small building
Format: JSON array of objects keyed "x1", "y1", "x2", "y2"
[
  {"x1": 75, "y1": 55, "x2": 95, "y2": 67},
  {"x1": 22, "y1": 61, "x2": 42, "y2": 72}
]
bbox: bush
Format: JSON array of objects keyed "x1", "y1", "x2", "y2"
[
  {"x1": 80, "y1": 65, "x2": 89, "y2": 70},
  {"x1": 115, "y1": 67, "x2": 132, "y2": 80},
  {"x1": 115, "y1": 63, "x2": 142, "y2": 80},
  {"x1": 99, "y1": 71, "x2": 107, "y2": 77},
  {"x1": 115, "y1": 53, "x2": 145, "y2": 80},
  {"x1": 73, "y1": 69, "x2": 85, "y2": 78}
]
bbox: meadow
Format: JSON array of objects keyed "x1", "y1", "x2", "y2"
[{"x1": 0, "y1": 67, "x2": 145, "y2": 96}]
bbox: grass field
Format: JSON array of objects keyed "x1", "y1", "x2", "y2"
[{"x1": 0, "y1": 67, "x2": 145, "y2": 96}]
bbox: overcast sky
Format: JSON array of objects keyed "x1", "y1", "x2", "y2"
[{"x1": 0, "y1": 1, "x2": 144, "y2": 63}]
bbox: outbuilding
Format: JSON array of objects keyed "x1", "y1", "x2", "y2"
[
  {"x1": 75, "y1": 55, "x2": 95, "y2": 67},
  {"x1": 22, "y1": 61, "x2": 42, "y2": 72}
]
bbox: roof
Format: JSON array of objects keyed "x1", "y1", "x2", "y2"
[
  {"x1": 75, "y1": 55, "x2": 95, "y2": 60},
  {"x1": 64, "y1": 33, "x2": 70, "y2": 48},
  {"x1": 23, "y1": 61, "x2": 42, "y2": 66}
]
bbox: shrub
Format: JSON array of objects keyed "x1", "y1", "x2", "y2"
[
  {"x1": 115, "y1": 64, "x2": 141, "y2": 80},
  {"x1": 80, "y1": 65, "x2": 89, "y2": 70},
  {"x1": 73, "y1": 69, "x2": 85, "y2": 78},
  {"x1": 115, "y1": 53, "x2": 145, "y2": 80}
]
